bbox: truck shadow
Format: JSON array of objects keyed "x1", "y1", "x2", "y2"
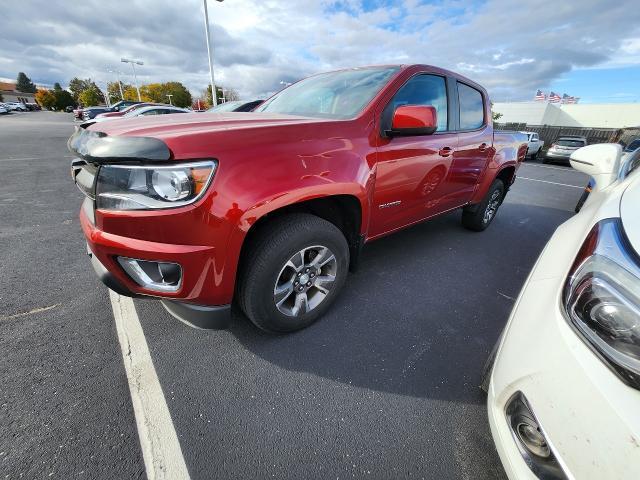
[{"x1": 229, "y1": 203, "x2": 574, "y2": 404}]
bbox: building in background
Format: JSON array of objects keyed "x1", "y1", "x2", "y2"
[
  {"x1": 492, "y1": 102, "x2": 640, "y2": 128},
  {"x1": 0, "y1": 81, "x2": 36, "y2": 104}
]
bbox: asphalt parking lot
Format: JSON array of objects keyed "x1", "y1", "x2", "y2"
[{"x1": 0, "y1": 111, "x2": 590, "y2": 480}]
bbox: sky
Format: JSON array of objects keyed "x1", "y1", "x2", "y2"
[{"x1": 1, "y1": 0, "x2": 639, "y2": 103}]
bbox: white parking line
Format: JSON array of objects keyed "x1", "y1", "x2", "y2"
[
  {"x1": 109, "y1": 291, "x2": 191, "y2": 480},
  {"x1": 518, "y1": 177, "x2": 583, "y2": 189},
  {"x1": 521, "y1": 163, "x2": 572, "y2": 172}
]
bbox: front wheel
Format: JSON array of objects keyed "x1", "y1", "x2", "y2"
[
  {"x1": 530, "y1": 149, "x2": 538, "y2": 161},
  {"x1": 237, "y1": 214, "x2": 349, "y2": 333},
  {"x1": 461, "y1": 179, "x2": 505, "y2": 231}
]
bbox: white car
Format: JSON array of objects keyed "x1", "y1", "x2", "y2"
[
  {"x1": 5, "y1": 102, "x2": 28, "y2": 112},
  {"x1": 82, "y1": 105, "x2": 189, "y2": 127},
  {"x1": 0, "y1": 104, "x2": 8, "y2": 114},
  {"x1": 486, "y1": 143, "x2": 640, "y2": 479},
  {"x1": 520, "y1": 131, "x2": 544, "y2": 160}
]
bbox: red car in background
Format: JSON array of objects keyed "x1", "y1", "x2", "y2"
[{"x1": 69, "y1": 64, "x2": 527, "y2": 333}]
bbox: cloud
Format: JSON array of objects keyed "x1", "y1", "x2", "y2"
[{"x1": 1, "y1": 0, "x2": 639, "y2": 100}]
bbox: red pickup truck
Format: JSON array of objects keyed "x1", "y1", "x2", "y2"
[{"x1": 69, "y1": 64, "x2": 526, "y2": 333}]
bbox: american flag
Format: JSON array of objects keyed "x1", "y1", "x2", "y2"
[
  {"x1": 549, "y1": 91, "x2": 561, "y2": 103},
  {"x1": 562, "y1": 93, "x2": 578, "y2": 104},
  {"x1": 534, "y1": 89, "x2": 546, "y2": 101}
]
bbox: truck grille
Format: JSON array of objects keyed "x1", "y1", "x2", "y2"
[{"x1": 71, "y1": 158, "x2": 98, "y2": 199}]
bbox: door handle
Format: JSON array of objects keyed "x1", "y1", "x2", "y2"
[
  {"x1": 479, "y1": 143, "x2": 488, "y2": 152},
  {"x1": 438, "y1": 146, "x2": 453, "y2": 157}
]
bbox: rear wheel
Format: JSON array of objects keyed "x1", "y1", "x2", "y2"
[
  {"x1": 530, "y1": 149, "x2": 538, "y2": 161},
  {"x1": 462, "y1": 179, "x2": 505, "y2": 231},
  {"x1": 237, "y1": 214, "x2": 349, "y2": 333}
]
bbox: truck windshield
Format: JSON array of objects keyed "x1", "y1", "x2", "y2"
[{"x1": 256, "y1": 67, "x2": 400, "y2": 119}]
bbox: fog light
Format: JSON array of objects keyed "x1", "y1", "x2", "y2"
[
  {"x1": 117, "y1": 257, "x2": 182, "y2": 293},
  {"x1": 505, "y1": 392, "x2": 567, "y2": 479}
]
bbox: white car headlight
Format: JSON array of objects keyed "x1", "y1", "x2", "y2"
[
  {"x1": 564, "y1": 218, "x2": 640, "y2": 387},
  {"x1": 95, "y1": 161, "x2": 217, "y2": 210}
]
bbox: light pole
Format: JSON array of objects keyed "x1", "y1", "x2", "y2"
[
  {"x1": 121, "y1": 58, "x2": 144, "y2": 101},
  {"x1": 203, "y1": 0, "x2": 224, "y2": 106},
  {"x1": 166, "y1": 94, "x2": 173, "y2": 106},
  {"x1": 107, "y1": 68, "x2": 125, "y2": 100}
]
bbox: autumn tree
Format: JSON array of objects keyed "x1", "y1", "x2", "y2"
[
  {"x1": 107, "y1": 81, "x2": 131, "y2": 101},
  {"x1": 205, "y1": 85, "x2": 225, "y2": 105},
  {"x1": 68, "y1": 78, "x2": 99, "y2": 101},
  {"x1": 16, "y1": 72, "x2": 37, "y2": 93},
  {"x1": 78, "y1": 86, "x2": 103, "y2": 107},
  {"x1": 35, "y1": 89, "x2": 56, "y2": 110}
]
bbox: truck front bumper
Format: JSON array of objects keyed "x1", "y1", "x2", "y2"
[{"x1": 81, "y1": 207, "x2": 232, "y2": 329}]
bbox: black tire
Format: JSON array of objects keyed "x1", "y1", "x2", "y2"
[
  {"x1": 461, "y1": 179, "x2": 505, "y2": 231},
  {"x1": 541, "y1": 156, "x2": 549, "y2": 164},
  {"x1": 530, "y1": 149, "x2": 538, "y2": 161},
  {"x1": 237, "y1": 213, "x2": 349, "y2": 333}
]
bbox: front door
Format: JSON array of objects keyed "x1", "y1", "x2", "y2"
[{"x1": 370, "y1": 74, "x2": 458, "y2": 237}]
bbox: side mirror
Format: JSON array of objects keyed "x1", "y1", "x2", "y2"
[
  {"x1": 570, "y1": 143, "x2": 622, "y2": 192},
  {"x1": 387, "y1": 105, "x2": 437, "y2": 137}
]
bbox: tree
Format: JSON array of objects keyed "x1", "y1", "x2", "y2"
[
  {"x1": 107, "y1": 81, "x2": 131, "y2": 101},
  {"x1": 122, "y1": 86, "x2": 150, "y2": 102},
  {"x1": 161, "y1": 82, "x2": 192, "y2": 107},
  {"x1": 78, "y1": 86, "x2": 103, "y2": 107},
  {"x1": 68, "y1": 77, "x2": 96, "y2": 101},
  {"x1": 35, "y1": 89, "x2": 56, "y2": 110},
  {"x1": 16, "y1": 72, "x2": 36, "y2": 93},
  {"x1": 53, "y1": 82, "x2": 62, "y2": 91},
  {"x1": 205, "y1": 85, "x2": 225, "y2": 105},
  {"x1": 53, "y1": 89, "x2": 75, "y2": 111}
]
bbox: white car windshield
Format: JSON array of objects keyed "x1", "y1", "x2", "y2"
[{"x1": 255, "y1": 66, "x2": 400, "y2": 119}]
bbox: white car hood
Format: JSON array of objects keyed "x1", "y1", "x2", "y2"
[{"x1": 620, "y1": 170, "x2": 640, "y2": 255}]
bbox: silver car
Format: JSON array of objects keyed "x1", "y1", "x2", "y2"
[{"x1": 543, "y1": 136, "x2": 587, "y2": 164}]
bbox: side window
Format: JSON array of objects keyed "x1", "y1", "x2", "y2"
[
  {"x1": 458, "y1": 82, "x2": 485, "y2": 130},
  {"x1": 532, "y1": 134, "x2": 538, "y2": 141},
  {"x1": 388, "y1": 74, "x2": 448, "y2": 131},
  {"x1": 141, "y1": 109, "x2": 160, "y2": 116}
]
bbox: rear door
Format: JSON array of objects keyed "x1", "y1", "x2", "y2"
[
  {"x1": 370, "y1": 73, "x2": 458, "y2": 237},
  {"x1": 446, "y1": 81, "x2": 493, "y2": 205}
]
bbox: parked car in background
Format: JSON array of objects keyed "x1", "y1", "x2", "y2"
[
  {"x1": 543, "y1": 135, "x2": 587, "y2": 164},
  {"x1": 5, "y1": 102, "x2": 28, "y2": 112},
  {"x1": 73, "y1": 107, "x2": 84, "y2": 120},
  {"x1": 69, "y1": 64, "x2": 527, "y2": 332},
  {"x1": 95, "y1": 103, "x2": 160, "y2": 119},
  {"x1": 624, "y1": 138, "x2": 640, "y2": 153},
  {"x1": 108, "y1": 100, "x2": 143, "y2": 112},
  {"x1": 206, "y1": 99, "x2": 264, "y2": 113},
  {"x1": 485, "y1": 143, "x2": 640, "y2": 479},
  {"x1": 520, "y1": 131, "x2": 544, "y2": 160},
  {"x1": 81, "y1": 100, "x2": 143, "y2": 120},
  {"x1": 82, "y1": 106, "x2": 111, "y2": 120},
  {"x1": 81, "y1": 104, "x2": 189, "y2": 127},
  {"x1": 0, "y1": 104, "x2": 9, "y2": 114},
  {"x1": 25, "y1": 103, "x2": 40, "y2": 111},
  {"x1": 65, "y1": 105, "x2": 75, "y2": 113}
]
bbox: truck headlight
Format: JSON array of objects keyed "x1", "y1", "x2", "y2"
[
  {"x1": 95, "y1": 161, "x2": 216, "y2": 210},
  {"x1": 563, "y1": 218, "x2": 640, "y2": 388}
]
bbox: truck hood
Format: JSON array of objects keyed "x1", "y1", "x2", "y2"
[{"x1": 88, "y1": 112, "x2": 325, "y2": 140}]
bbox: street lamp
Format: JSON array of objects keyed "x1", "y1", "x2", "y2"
[
  {"x1": 121, "y1": 58, "x2": 144, "y2": 101},
  {"x1": 166, "y1": 94, "x2": 173, "y2": 106},
  {"x1": 203, "y1": 0, "x2": 224, "y2": 106},
  {"x1": 107, "y1": 68, "x2": 125, "y2": 100}
]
